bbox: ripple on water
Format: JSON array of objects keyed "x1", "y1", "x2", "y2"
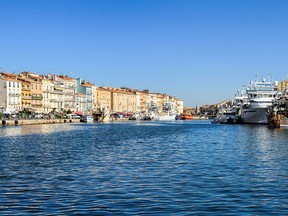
[{"x1": 0, "y1": 121, "x2": 288, "y2": 214}]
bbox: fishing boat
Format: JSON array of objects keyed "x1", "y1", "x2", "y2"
[
  {"x1": 142, "y1": 103, "x2": 158, "y2": 120},
  {"x1": 154, "y1": 101, "x2": 177, "y2": 121}
]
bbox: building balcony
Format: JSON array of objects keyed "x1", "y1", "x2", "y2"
[
  {"x1": 32, "y1": 104, "x2": 43, "y2": 107},
  {"x1": 22, "y1": 87, "x2": 30, "y2": 90},
  {"x1": 51, "y1": 90, "x2": 63, "y2": 94},
  {"x1": 9, "y1": 93, "x2": 20, "y2": 97},
  {"x1": 22, "y1": 96, "x2": 32, "y2": 100},
  {"x1": 9, "y1": 102, "x2": 20, "y2": 105},
  {"x1": 64, "y1": 92, "x2": 75, "y2": 95},
  {"x1": 32, "y1": 95, "x2": 43, "y2": 100}
]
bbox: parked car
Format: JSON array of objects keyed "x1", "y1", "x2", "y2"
[{"x1": 67, "y1": 114, "x2": 81, "y2": 119}]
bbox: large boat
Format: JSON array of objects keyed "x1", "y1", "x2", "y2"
[
  {"x1": 240, "y1": 75, "x2": 278, "y2": 124},
  {"x1": 154, "y1": 102, "x2": 177, "y2": 121}
]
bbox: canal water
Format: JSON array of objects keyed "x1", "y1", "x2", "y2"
[{"x1": 0, "y1": 121, "x2": 288, "y2": 215}]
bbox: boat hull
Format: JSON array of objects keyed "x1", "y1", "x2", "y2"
[
  {"x1": 280, "y1": 119, "x2": 288, "y2": 128},
  {"x1": 154, "y1": 115, "x2": 176, "y2": 121},
  {"x1": 241, "y1": 108, "x2": 268, "y2": 124}
]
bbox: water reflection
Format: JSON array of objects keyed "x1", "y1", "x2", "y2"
[{"x1": 0, "y1": 123, "x2": 84, "y2": 137}]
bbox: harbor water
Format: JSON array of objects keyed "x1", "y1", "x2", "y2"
[{"x1": 1, "y1": 121, "x2": 288, "y2": 215}]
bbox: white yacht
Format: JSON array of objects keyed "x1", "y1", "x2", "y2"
[{"x1": 241, "y1": 75, "x2": 278, "y2": 124}]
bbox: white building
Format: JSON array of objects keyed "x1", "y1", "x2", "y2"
[{"x1": 0, "y1": 73, "x2": 21, "y2": 114}]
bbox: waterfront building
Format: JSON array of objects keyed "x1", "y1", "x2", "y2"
[
  {"x1": 110, "y1": 88, "x2": 137, "y2": 113},
  {"x1": 139, "y1": 90, "x2": 148, "y2": 112},
  {"x1": 0, "y1": 70, "x2": 184, "y2": 116},
  {"x1": 0, "y1": 72, "x2": 22, "y2": 113},
  {"x1": 75, "y1": 93, "x2": 87, "y2": 113},
  {"x1": 176, "y1": 98, "x2": 184, "y2": 114},
  {"x1": 156, "y1": 93, "x2": 165, "y2": 113},
  {"x1": 76, "y1": 78, "x2": 96, "y2": 113},
  {"x1": 18, "y1": 78, "x2": 32, "y2": 112},
  {"x1": 20, "y1": 72, "x2": 43, "y2": 114},
  {"x1": 278, "y1": 80, "x2": 288, "y2": 91},
  {"x1": 41, "y1": 76, "x2": 52, "y2": 114},
  {"x1": 96, "y1": 87, "x2": 112, "y2": 111},
  {"x1": 134, "y1": 90, "x2": 141, "y2": 112},
  {"x1": 57, "y1": 75, "x2": 76, "y2": 112},
  {"x1": 48, "y1": 74, "x2": 64, "y2": 113}
]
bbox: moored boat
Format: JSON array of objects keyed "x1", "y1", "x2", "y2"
[
  {"x1": 240, "y1": 75, "x2": 278, "y2": 124},
  {"x1": 153, "y1": 101, "x2": 177, "y2": 121},
  {"x1": 179, "y1": 113, "x2": 193, "y2": 120}
]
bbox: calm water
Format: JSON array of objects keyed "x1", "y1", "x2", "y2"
[{"x1": 0, "y1": 121, "x2": 288, "y2": 215}]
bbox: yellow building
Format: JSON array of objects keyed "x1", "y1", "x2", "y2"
[
  {"x1": 20, "y1": 72, "x2": 43, "y2": 114},
  {"x1": 18, "y1": 77, "x2": 32, "y2": 112},
  {"x1": 96, "y1": 87, "x2": 112, "y2": 111},
  {"x1": 111, "y1": 88, "x2": 137, "y2": 113},
  {"x1": 138, "y1": 90, "x2": 148, "y2": 112},
  {"x1": 278, "y1": 80, "x2": 288, "y2": 91}
]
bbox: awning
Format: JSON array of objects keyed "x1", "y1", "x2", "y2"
[{"x1": 74, "y1": 111, "x2": 84, "y2": 116}]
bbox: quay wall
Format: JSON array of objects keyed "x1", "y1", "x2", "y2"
[
  {"x1": 1, "y1": 119, "x2": 80, "y2": 127},
  {"x1": 192, "y1": 116, "x2": 208, "y2": 120}
]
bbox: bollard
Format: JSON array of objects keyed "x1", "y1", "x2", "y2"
[
  {"x1": 2, "y1": 120, "x2": 6, "y2": 126},
  {"x1": 15, "y1": 120, "x2": 19, "y2": 126}
]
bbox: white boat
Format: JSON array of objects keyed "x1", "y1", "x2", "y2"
[
  {"x1": 93, "y1": 107, "x2": 110, "y2": 122},
  {"x1": 211, "y1": 108, "x2": 240, "y2": 124},
  {"x1": 218, "y1": 108, "x2": 240, "y2": 124},
  {"x1": 154, "y1": 101, "x2": 177, "y2": 121},
  {"x1": 142, "y1": 103, "x2": 158, "y2": 120},
  {"x1": 86, "y1": 115, "x2": 94, "y2": 123},
  {"x1": 241, "y1": 75, "x2": 278, "y2": 124}
]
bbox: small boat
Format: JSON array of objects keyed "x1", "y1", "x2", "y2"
[
  {"x1": 212, "y1": 108, "x2": 240, "y2": 124},
  {"x1": 179, "y1": 113, "x2": 193, "y2": 120},
  {"x1": 86, "y1": 115, "x2": 94, "y2": 123}
]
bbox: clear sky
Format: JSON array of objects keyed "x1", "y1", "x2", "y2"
[{"x1": 1, "y1": 0, "x2": 288, "y2": 107}]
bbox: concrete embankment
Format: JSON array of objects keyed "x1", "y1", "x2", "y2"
[
  {"x1": 1, "y1": 119, "x2": 81, "y2": 126},
  {"x1": 192, "y1": 116, "x2": 209, "y2": 120}
]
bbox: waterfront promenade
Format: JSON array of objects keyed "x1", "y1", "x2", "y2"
[{"x1": 1, "y1": 118, "x2": 80, "y2": 126}]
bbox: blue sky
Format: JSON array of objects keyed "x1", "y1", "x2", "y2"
[{"x1": 1, "y1": 0, "x2": 288, "y2": 107}]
